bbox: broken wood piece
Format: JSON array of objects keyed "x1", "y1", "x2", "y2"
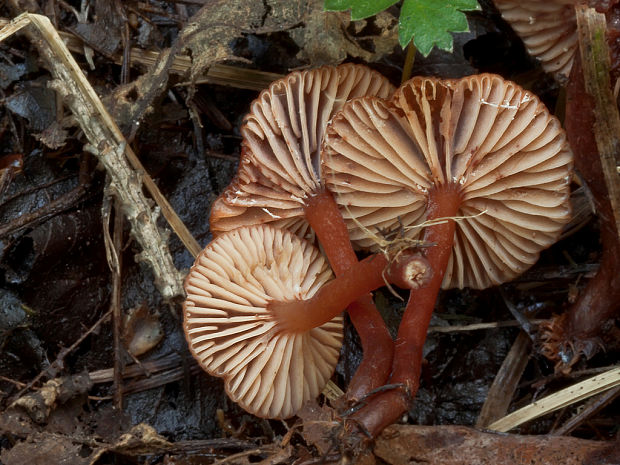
[
  {"x1": 0, "y1": 16, "x2": 284, "y2": 91},
  {"x1": 10, "y1": 373, "x2": 93, "y2": 424},
  {"x1": 552, "y1": 385, "x2": 620, "y2": 436},
  {"x1": 374, "y1": 424, "x2": 618, "y2": 465},
  {"x1": 575, "y1": 4, "x2": 620, "y2": 244},
  {"x1": 476, "y1": 331, "x2": 531, "y2": 428}
]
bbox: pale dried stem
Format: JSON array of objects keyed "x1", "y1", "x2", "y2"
[{"x1": 487, "y1": 365, "x2": 620, "y2": 432}]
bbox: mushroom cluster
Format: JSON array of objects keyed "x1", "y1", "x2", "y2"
[
  {"x1": 209, "y1": 64, "x2": 399, "y2": 401},
  {"x1": 185, "y1": 65, "x2": 573, "y2": 432}
]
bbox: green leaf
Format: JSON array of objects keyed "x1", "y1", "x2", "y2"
[
  {"x1": 399, "y1": 0, "x2": 479, "y2": 55},
  {"x1": 324, "y1": 0, "x2": 399, "y2": 21},
  {"x1": 324, "y1": 0, "x2": 480, "y2": 56}
]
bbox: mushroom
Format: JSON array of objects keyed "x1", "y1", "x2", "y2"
[
  {"x1": 183, "y1": 225, "x2": 343, "y2": 419},
  {"x1": 319, "y1": 73, "x2": 573, "y2": 435},
  {"x1": 209, "y1": 64, "x2": 399, "y2": 400},
  {"x1": 493, "y1": 0, "x2": 578, "y2": 82}
]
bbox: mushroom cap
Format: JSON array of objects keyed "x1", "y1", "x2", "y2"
[
  {"x1": 321, "y1": 74, "x2": 573, "y2": 290},
  {"x1": 209, "y1": 63, "x2": 395, "y2": 237},
  {"x1": 493, "y1": 0, "x2": 578, "y2": 82},
  {"x1": 183, "y1": 225, "x2": 343, "y2": 419}
]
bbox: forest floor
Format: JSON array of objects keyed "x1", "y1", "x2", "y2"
[{"x1": 0, "y1": 1, "x2": 618, "y2": 464}]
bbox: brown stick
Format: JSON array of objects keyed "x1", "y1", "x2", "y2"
[
  {"x1": 575, "y1": 5, "x2": 620, "y2": 242},
  {"x1": 373, "y1": 424, "x2": 618, "y2": 465},
  {"x1": 476, "y1": 331, "x2": 531, "y2": 428}
]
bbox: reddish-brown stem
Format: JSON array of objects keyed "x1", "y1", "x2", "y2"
[
  {"x1": 541, "y1": 52, "x2": 620, "y2": 369},
  {"x1": 304, "y1": 190, "x2": 359, "y2": 276},
  {"x1": 349, "y1": 184, "x2": 462, "y2": 436},
  {"x1": 301, "y1": 190, "x2": 395, "y2": 399},
  {"x1": 269, "y1": 253, "x2": 388, "y2": 332}
]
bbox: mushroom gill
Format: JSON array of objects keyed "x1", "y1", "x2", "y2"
[
  {"x1": 183, "y1": 225, "x2": 342, "y2": 419},
  {"x1": 322, "y1": 73, "x2": 573, "y2": 290},
  {"x1": 210, "y1": 63, "x2": 394, "y2": 236},
  {"x1": 493, "y1": 0, "x2": 578, "y2": 82}
]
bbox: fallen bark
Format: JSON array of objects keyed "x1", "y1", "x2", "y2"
[{"x1": 374, "y1": 424, "x2": 618, "y2": 465}]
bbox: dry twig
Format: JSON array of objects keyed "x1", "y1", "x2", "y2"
[{"x1": 488, "y1": 365, "x2": 620, "y2": 432}]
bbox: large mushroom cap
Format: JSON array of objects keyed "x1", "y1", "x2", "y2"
[
  {"x1": 493, "y1": 0, "x2": 578, "y2": 82},
  {"x1": 209, "y1": 64, "x2": 395, "y2": 237},
  {"x1": 183, "y1": 225, "x2": 343, "y2": 419},
  {"x1": 322, "y1": 74, "x2": 573, "y2": 290}
]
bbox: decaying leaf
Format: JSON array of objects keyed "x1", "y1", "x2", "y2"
[
  {"x1": 4, "y1": 78, "x2": 56, "y2": 132},
  {"x1": 180, "y1": 0, "x2": 301, "y2": 86},
  {"x1": 33, "y1": 120, "x2": 68, "y2": 149},
  {"x1": 289, "y1": 0, "x2": 398, "y2": 64},
  {"x1": 297, "y1": 402, "x2": 339, "y2": 455},
  {"x1": 0, "y1": 61, "x2": 28, "y2": 89},
  {"x1": 122, "y1": 304, "x2": 163, "y2": 357},
  {"x1": 70, "y1": 0, "x2": 122, "y2": 58},
  {"x1": 0, "y1": 434, "x2": 90, "y2": 465}
]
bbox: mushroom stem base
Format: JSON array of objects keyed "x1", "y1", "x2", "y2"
[{"x1": 348, "y1": 184, "x2": 461, "y2": 437}]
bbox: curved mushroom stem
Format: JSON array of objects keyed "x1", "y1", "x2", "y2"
[
  {"x1": 347, "y1": 184, "x2": 462, "y2": 436},
  {"x1": 269, "y1": 253, "x2": 389, "y2": 333},
  {"x1": 303, "y1": 189, "x2": 395, "y2": 400}
]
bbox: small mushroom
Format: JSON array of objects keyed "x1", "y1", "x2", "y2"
[
  {"x1": 183, "y1": 225, "x2": 342, "y2": 419},
  {"x1": 209, "y1": 64, "x2": 398, "y2": 400},
  {"x1": 493, "y1": 0, "x2": 578, "y2": 82},
  {"x1": 320, "y1": 73, "x2": 573, "y2": 435},
  {"x1": 210, "y1": 63, "x2": 394, "y2": 236}
]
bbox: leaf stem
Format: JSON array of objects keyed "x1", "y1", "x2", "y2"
[{"x1": 401, "y1": 40, "x2": 416, "y2": 83}]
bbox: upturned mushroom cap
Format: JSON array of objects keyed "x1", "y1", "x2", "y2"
[
  {"x1": 183, "y1": 225, "x2": 343, "y2": 419},
  {"x1": 321, "y1": 74, "x2": 573, "y2": 289},
  {"x1": 209, "y1": 64, "x2": 395, "y2": 236},
  {"x1": 493, "y1": 0, "x2": 578, "y2": 82}
]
